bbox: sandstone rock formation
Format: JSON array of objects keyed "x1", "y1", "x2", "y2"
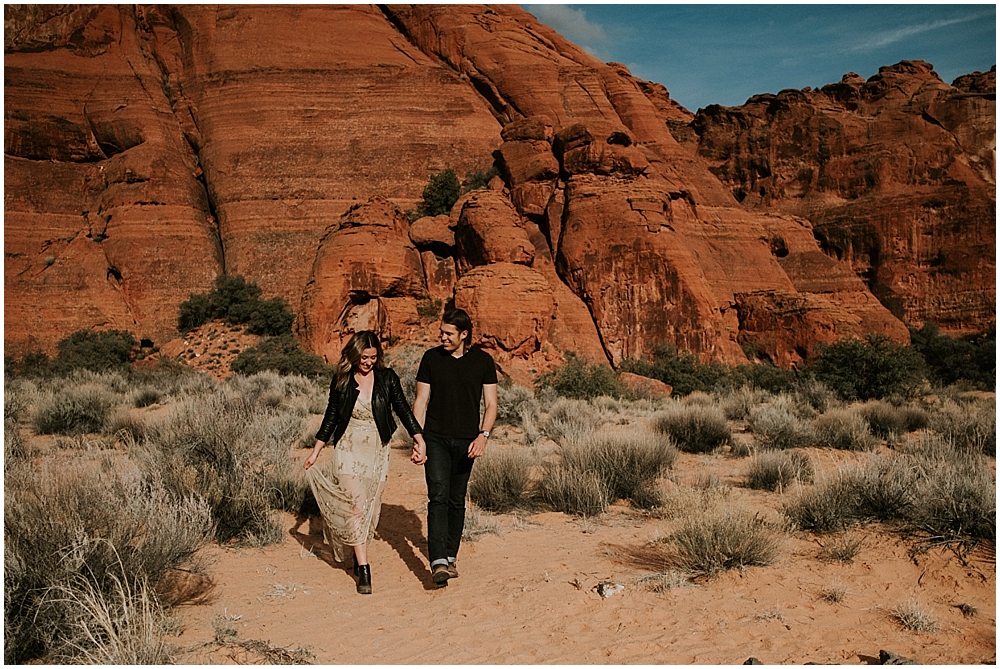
[
  {"x1": 5, "y1": 6, "x2": 980, "y2": 372},
  {"x1": 682, "y1": 61, "x2": 995, "y2": 334}
]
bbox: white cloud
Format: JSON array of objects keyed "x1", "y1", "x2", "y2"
[
  {"x1": 523, "y1": 4, "x2": 608, "y2": 47},
  {"x1": 849, "y1": 13, "x2": 988, "y2": 52}
]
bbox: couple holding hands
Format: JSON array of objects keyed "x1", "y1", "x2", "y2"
[{"x1": 303, "y1": 309, "x2": 497, "y2": 594}]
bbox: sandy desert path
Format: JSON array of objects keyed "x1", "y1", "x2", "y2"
[{"x1": 168, "y1": 446, "x2": 995, "y2": 665}]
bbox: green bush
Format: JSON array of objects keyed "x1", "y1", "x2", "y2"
[
  {"x1": 728, "y1": 362, "x2": 796, "y2": 394},
  {"x1": 463, "y1": 166, "x2": 501, "y2": 192},
  {"x1": 230, "y1": 334, "x2": 330, "y2": 378},
  {"x1": 910, "y1": 322, "x2": 995, "y2": 389},
  {"x1": 177, "y1": 275, "x2": 294, "y2": 336},
  {"x1": 652, "y1": 404, "x2": 732, "y2": 453},
  {"x1": 854, "y1": 400, "x2": 927, "y2": 439},
  {"x1": 418, "y1": 168, "x2": 461, "y2": 217},
  {"x1": 536, "y1": 352, "x2": 629, "y2": 400},
  {"x1": 807, "y1": 334, "x2": 926, "y2": 400},
  {"x1": 620, "y1": 342, "x2": 728, "y2": 396}
]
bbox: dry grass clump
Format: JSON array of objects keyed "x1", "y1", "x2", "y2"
[
  {"x1": 891, "y1": 599, "x2": 939, "y2": 633},
  {"x1": 812, "y1": 408, "x2": 878, "y2": 451},
  {"x1": 469, "y1": 446, "x2": 538, "y2": 512},
  {"x1": 855, "y1": 400, "x2": 927, "y2": 439},
  {"x1": 32, "y1": 384, "x2": 118, "y2": 435},
  {"x1": 747, "y1": 404, "x2": 813, "y2": 450},
  {"x1": 462, "y1": 505, "x2": 503, "y2": 541},
  {"x1": 43, "y1": 566, "x2": 170, "y2": 664},
  {"x1": 930, "y1": 399, "x2": 996, "y2": 455},
  {"x1": 652, "y1": 403, "x2": 732, "y2": 453},
  {"x1": 817, "y1": 533, "x2": 864, "y2": 563},
  {"x1": 539, "y1": 427, "x2": 677, "y2": 515},
  {"x1": 104, "y1": 406, "x2": 149, "y2": 442},
  {"x1": 661, "y1": 509, "x2": 784, "y2": 577},
  {"x1": 130, "y1": 386, "x2": 162, "y2": 408},
  {"x1": 744, "y1": 450, "x2": 813, "y2": 491},
  {"x1": 794, "y1": 378, "x2": 839, "y2": 413},
  {"x1": 820, "y1": 581, "x2": 849, "y2": 603},
  {"x1": 542, "y1": 397, "x2": 604, "y2": 444},
  {"x1": 4, "y1": 456, "x2": 212, "y2": 663},
  {"x1": 787, "y1": 440, "x2": 995, "y2": 546},
  {"x1": 717, "y1": 385, "x2": 771, "y2": 421},
  {"x1": 135, "y1": 379, "x2": 306, "y2": 545}
]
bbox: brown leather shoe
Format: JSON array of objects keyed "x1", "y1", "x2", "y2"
[
  {"x1": 431, "y1": 564, "x2": 451, "y2": 585},
  {"x1": 446, "y1": 562, "x2": 458, "y2": 579}
]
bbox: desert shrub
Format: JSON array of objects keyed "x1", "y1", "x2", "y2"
[
  {"x1": 5, "y1": 418, "x2": 29, "y2": 468},
  {"x1": 468, "y1": 446, "x2": 537, "y2": 512},
  {"x1": 136, "y1": 381, "x2": 305, "y2": 544},
  {"x1": 4, "y1": 456, "x2": 211, "y2": 663},
  {"x1": 620, "y1": 342, "x2": 728, "y2": 396},
  {"x1": 130, "y1": 386, "x2": 162, "y2": 408},
  {"x1": 496, "y1": 381, "x2": 538, "y2": 426},
  {"x1": 665, "y1": 509, "x2": 783, "y2": 577},
  {"x1": 812, "y1": 409, "x2": 878, "y2": 451},
  {"x1": 910, "y1": 322, "x2": 995, "y2": 389},
  {"x1": 807, "y1": 334, "x2": 926, "y2": 400},
  {"x1": 817, "y1": 533, "x2": 864, "y2": 563},
  {"x1": 230, "y1": 334, "x2": 329, "y2": 378},
  {"x1": 905, "y1": 433, "x2": 995, "y2": 544},
  {"x1": 419, "y1": 168, "x2": 461, "y2": 217},
  {"x1": 728, "y1": 362, "x2": 796, "y2": 394},
  {"x1": 542, "y1": 428, "x2": 677, "y2": 512},
  {"x1": 463, "y1": 166, "x2": 500, "y2": 192},
  {"x1": 744, "y1": 450, "x2": 813, "y2": 491},
  {"x1": 33, "y1": 385, "x2": 118, "y2": 435},
  {"x1": 930, "y1": 400, "x2": 996, "y2": 455},
  {"x1": 385, "y1": 344, "x2": 424, "y2": 404},
  {"x1": 652, "y1": 403, "x2": 731, "y2": 453},
  {"x1": 104, "y1": 407, "x2": 149, "y2": 442},
  {"x1": 542, "y1": 397, "x2": 603, "y2": 444},
  {"x1": 717, "y1": 385, "x2": 771, "y2": 420},
  {"x1": 49, "y1": 330, "x2": 138, "y2": 375},
  {"x1": 536, "y1": 352, "x2": 630, "y2": 400},
  {"x1": 536, "y1": 465, "x2": 608, "y2": 516},
  {"x1": 854, "y1": 400, "x2": 927, "y2": 438},
  {"x1": 794, "y1": 377, "x2": 839, "y2": 413},
  {"x1": 747, "y1": 404, "x2": 813, "y2": 450},
  {"x1": 177, "y1": 275, "x2": 294, "y2": 335}
]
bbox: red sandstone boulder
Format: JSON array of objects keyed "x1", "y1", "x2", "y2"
[
  {"x1": 453, "y1": 191, "x2": 535, "y2": 274},
  {"x1": 453, "y1": 263, "x2": 554, "y2": 355},
  {"x1": 619, "y1": 372, "x2": 672, "y2": 399},
  {"x1": 295, "y1": 198, "x2": 426, "y2": 361},
  {"x1": 409, "y1": 215, "x2": 455, "y2": 248}
]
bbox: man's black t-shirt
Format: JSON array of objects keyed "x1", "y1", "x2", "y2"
[{"x1": 416, "y1": 345, "x2": 498, "y2": 438}]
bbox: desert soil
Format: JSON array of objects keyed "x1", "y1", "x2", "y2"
[{"x1": 167, "y1": 443, "x2": 996, "y2": 665}]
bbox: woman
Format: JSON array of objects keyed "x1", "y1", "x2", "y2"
[{"x1": 305, "y1": 331, "x2": 425, "y2": 594}]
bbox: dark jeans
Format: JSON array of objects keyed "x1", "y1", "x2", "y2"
[{"x1": 424, "y1": 433, "x2": 475, "y2": 563}]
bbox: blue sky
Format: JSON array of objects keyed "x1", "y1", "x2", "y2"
[{"x1": 521, "y1": 4, "x2": 996, "y2": 112}]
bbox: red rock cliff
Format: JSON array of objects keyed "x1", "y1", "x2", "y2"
[
  {"x1": 5, "y1": 5, "x2": 951, "y2": 370},
  {"x1": 681, "y1": 61, "x2": 995, "y2": 335}
]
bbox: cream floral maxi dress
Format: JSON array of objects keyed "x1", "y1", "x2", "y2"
[{"x1": 305, "y1": 399, "x2": 389, "y2": 563}]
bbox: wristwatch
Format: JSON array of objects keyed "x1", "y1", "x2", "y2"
[{"x1": 480, "y1": 430, "x2": 490, "y2": 438}]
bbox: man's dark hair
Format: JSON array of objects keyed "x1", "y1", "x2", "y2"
[{"x1": 442, "y1": 308, "x2": 473, "y2": 341}]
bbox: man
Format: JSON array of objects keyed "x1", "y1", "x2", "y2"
[{"x1": 411, "y1": 308, "x2": 498, "y2": 586}]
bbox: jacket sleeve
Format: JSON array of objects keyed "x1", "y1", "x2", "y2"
[
  {"x1": 387, "y1": 369, "x2": 423, "y2": 437},
  {"x1": 314, "y1": 378, "x2": 341, "y2": 444}
]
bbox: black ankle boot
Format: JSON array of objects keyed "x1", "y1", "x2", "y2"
[{"x1": 356, "y1": 564, "x2": 372, "y2": 594}]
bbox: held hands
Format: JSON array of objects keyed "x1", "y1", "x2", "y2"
[
  {"x1": 468, "y1": 433, "x2": 488, "y2": 459},
  {"x1": 410, "y1": 433, "x2": 427, "y2": 465}
]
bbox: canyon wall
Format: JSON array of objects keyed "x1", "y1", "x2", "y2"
[{"x1": 6, "y1": 5, "x2": 987, "y2": 369}]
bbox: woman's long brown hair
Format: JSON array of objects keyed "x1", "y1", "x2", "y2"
[{"x1": 334, "y1": 330, "x2": 384, "y2": 391}]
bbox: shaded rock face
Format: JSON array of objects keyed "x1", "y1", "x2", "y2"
[
  {"x1": 5, "y1": 5, "x2": 950, "y2": 370},
  {"x1": 684, "y1": 61, "x2": 996, "y2": 334}
]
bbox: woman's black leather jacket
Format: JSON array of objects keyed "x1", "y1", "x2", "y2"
[{"x1": 315, "y1": 367, "x2": 422, "y2": 446}]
